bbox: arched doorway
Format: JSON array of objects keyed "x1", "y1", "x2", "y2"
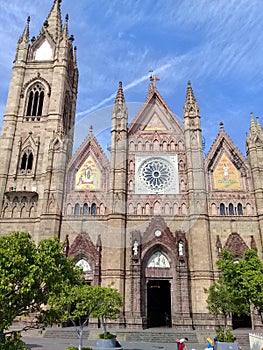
[{"x1": 147, "y1": 279, "x2": 171, "y2": 328}]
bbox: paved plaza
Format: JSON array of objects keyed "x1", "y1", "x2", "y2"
[{"x1": 23, "y1": 335, "x2": 204, "y2": 350}]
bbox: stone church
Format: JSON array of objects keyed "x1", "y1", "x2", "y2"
[{"x1": 0, "y1": 0, "x2": 263, "y2": 330}]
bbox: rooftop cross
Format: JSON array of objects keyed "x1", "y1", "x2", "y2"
[{"x1": 150, "y1": 74, "x2": 160, "y2": 87}]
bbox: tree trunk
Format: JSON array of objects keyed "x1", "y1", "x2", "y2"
[{"x1": 78, "y1": 327, "x2": 83, "y2": 350}]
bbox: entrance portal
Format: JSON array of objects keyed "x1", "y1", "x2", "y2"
[
  {"x1": 147, "y1": 280, "x2": 171, "y2": 328},
  {"x1": 232, "y1": 313, "x2": 252, "y2": 329}
]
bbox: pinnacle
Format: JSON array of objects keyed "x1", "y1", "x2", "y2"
[
  {"x1": 19, "y1": 16, "x2": 30, "y2": 43},
  {"x1": 184, "y1": 80, "x2": 199, "y2": 114},
  {"x1": 115, "y1": 81, "x2": 125, "y2": 104}
]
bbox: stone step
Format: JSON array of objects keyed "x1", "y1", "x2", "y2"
[
  {"x1": 44, "y1": 327, "x2": 197, "y2": 343},
  {"x1": 43, "y1": 326, "x2": 251, "y2": 347}
]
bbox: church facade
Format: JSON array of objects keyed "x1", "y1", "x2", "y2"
[{"x1": 0, "y1": 0, "x2": 263, "y2": 330}]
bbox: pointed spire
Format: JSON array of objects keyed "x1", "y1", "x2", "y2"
[
  {"x1": 115, "y1": 81, "x2": 125, "y2": 104},
  {"x1": 18, "y1": 16, "x2": 30, "y2": 44},
  {"x1": 184, "y1": 80, "x2": 200, "y2": 116},
  {"x1": 43, "y1": 0, "x2": 62, "y2": 41}
]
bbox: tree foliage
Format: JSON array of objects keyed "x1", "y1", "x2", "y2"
[
  {"x1": 47, "y1": 284, "x2": 122, "y2": 350},
  {"x1": 0, "y1": 231, "x2": 81, "y2": 337},
  {"x1": 205, "y1": 248, "x2": 263, "y2": 329},
  {"x1": 93, "y1": 286, "x2": 123, "y2": 336},
  {"x1": 217, "y1": 248, "x2": 263, "y2": 311},
  {"x1": 205, "y1": 278, "x2": 237, "y2": 328}
]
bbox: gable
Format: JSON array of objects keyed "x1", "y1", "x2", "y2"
[
  {"x1": 213, "y1": 153, "x2": 241, "y2": 190},
  {"x1": 66, "y1": 129, "x2": 109, "y2": 194},
  {"x1": 144, "y1": 113, "x2": 167, "y2": 131},
  {"x1": 128, "y1": 90, "x2": 183, "y2": 137},
  {"x1": 205, "y1": 125, "x2": 250, "y2": 192}
]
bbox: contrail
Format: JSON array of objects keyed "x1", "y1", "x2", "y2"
[{"x1": 76, "y1": 62, "x2": 173, "y2": 119}]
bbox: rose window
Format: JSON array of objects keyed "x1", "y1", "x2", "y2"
[{"x1": 139, "y1": 158, "x2": 173, "y2": 191}]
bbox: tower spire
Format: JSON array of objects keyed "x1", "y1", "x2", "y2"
[{"x1": 42, "y1": 0, "x2": 63, "y2": 41}]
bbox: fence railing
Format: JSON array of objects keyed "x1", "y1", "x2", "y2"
[{"x1": 249, "y1": 333, "x2": 263, "y2": 350}]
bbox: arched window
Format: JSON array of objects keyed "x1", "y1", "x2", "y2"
[
  {"x1": 74, "y1": 203, "x2": 80, "y2": 215},
  {"x1": 229, "y1": 203, "x2": 234, "y2": 215},
  {"x1": 237, "y1": 203, "x2": 243, "y2": 215},
  {"x1": 26, "y1": 83, "x2": 45, "y2": 117},
  {"x1": 20, "y1": 149, "x2": 34, "y2": 173},
  {"x1": 83, "y1": 203, "x2": 89, "y2": 215},
  {"x1": 220, "y1": 203, "x2": 225, "y2": 215},
  {"x1": 91, "y1": 203, "x2": 97, "y2": 215}
]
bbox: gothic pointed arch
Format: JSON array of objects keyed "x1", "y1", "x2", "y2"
[
  {"x1": 16, "y1": 133, "x2": 40, "y2": 179},
  {"x1": 30, "y1": 31, "x2": 55, "y2": 61},
  {"x1": 64, "y1": 128, "x2": 109, "y2": 217},
  {"x1": 68, "y1": 232, "x2": 101, "y2": 284}
]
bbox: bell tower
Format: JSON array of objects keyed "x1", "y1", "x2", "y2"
[
  {"x1": 0, "y1": 0, "x2": 78, "y2": 241},
  {"x1": 183, "y1": 82, "x2": 213, "y2": 319}
]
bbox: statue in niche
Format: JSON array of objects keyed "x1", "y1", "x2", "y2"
[
  {"x1": 132, "y1": 240, "x2": 138, "y2": 256},
  {"x1": 178, "y1": 240, "x2": 184, "y2": 256}
]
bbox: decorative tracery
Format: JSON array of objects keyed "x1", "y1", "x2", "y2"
[
  {"x1": 139, "y1": 158, "x2": 173, "y2": 192},
  {"x1": 26, "y1": 83, "x2": 45, "y2": 119}
]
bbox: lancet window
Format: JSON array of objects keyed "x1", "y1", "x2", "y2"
[
  {"x1": 26, "y1": 83, "x2": 45, "y2": 118},
  {"x1": 20, "y1": 148, "x2": 34, "y2": 174}
]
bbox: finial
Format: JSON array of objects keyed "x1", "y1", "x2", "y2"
[
  {"x1": 219, "y1": 121, "x2": 224, "y2": 129},
  {"x1": 188, "y1": 80, "x2": 191, "y2": 86},
  {"x1": 89, "y1": 125, "x2": 93, "y2": 134},
  {"x1": 65, "y1": 14, "x2": 69, "y2": 22},
  {"x1": 69, "y1": 34, "x2": 74, "y2": 42},
  {"x1": 27, "y1": 16, "x2": 30, "y2": 24}
]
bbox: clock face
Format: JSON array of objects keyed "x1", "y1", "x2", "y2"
[{"x1": 154, "y1": 229, "x2": 162, "y2": 237}]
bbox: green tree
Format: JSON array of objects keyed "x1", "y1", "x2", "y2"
[
  {"x1": 0, "y1": 231, "x2": 81, "y2": 345},
  {"x1": 93, "y1": 286, "x2": 123, "y2": 336},
  {"x1": 205, "y1": 278, "x2": 236, "y2": 328},
  {"x1": 217, "y1": 248, "x2": 263, "y2": 313},
  {"x1": 47, "y1": 285, "x2": 122, "y2": 350},
  {"x1": 205, "y1": 248, "x2": 263, "y2": 333}
]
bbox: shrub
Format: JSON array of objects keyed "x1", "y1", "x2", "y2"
[
  {"x1": 0, "y1": 332, "x2": 29, "y2": 350},
  {"x1": 98, "y1": 332, "x2": 115, "y2": 339},
  {"x1": 216, "y1": 327, "x2": 234, "y2": 342}
]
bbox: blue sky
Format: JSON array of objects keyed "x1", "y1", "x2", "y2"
[{"x1": 1, "y1": 0, "x2": 263, "y2": 156}]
